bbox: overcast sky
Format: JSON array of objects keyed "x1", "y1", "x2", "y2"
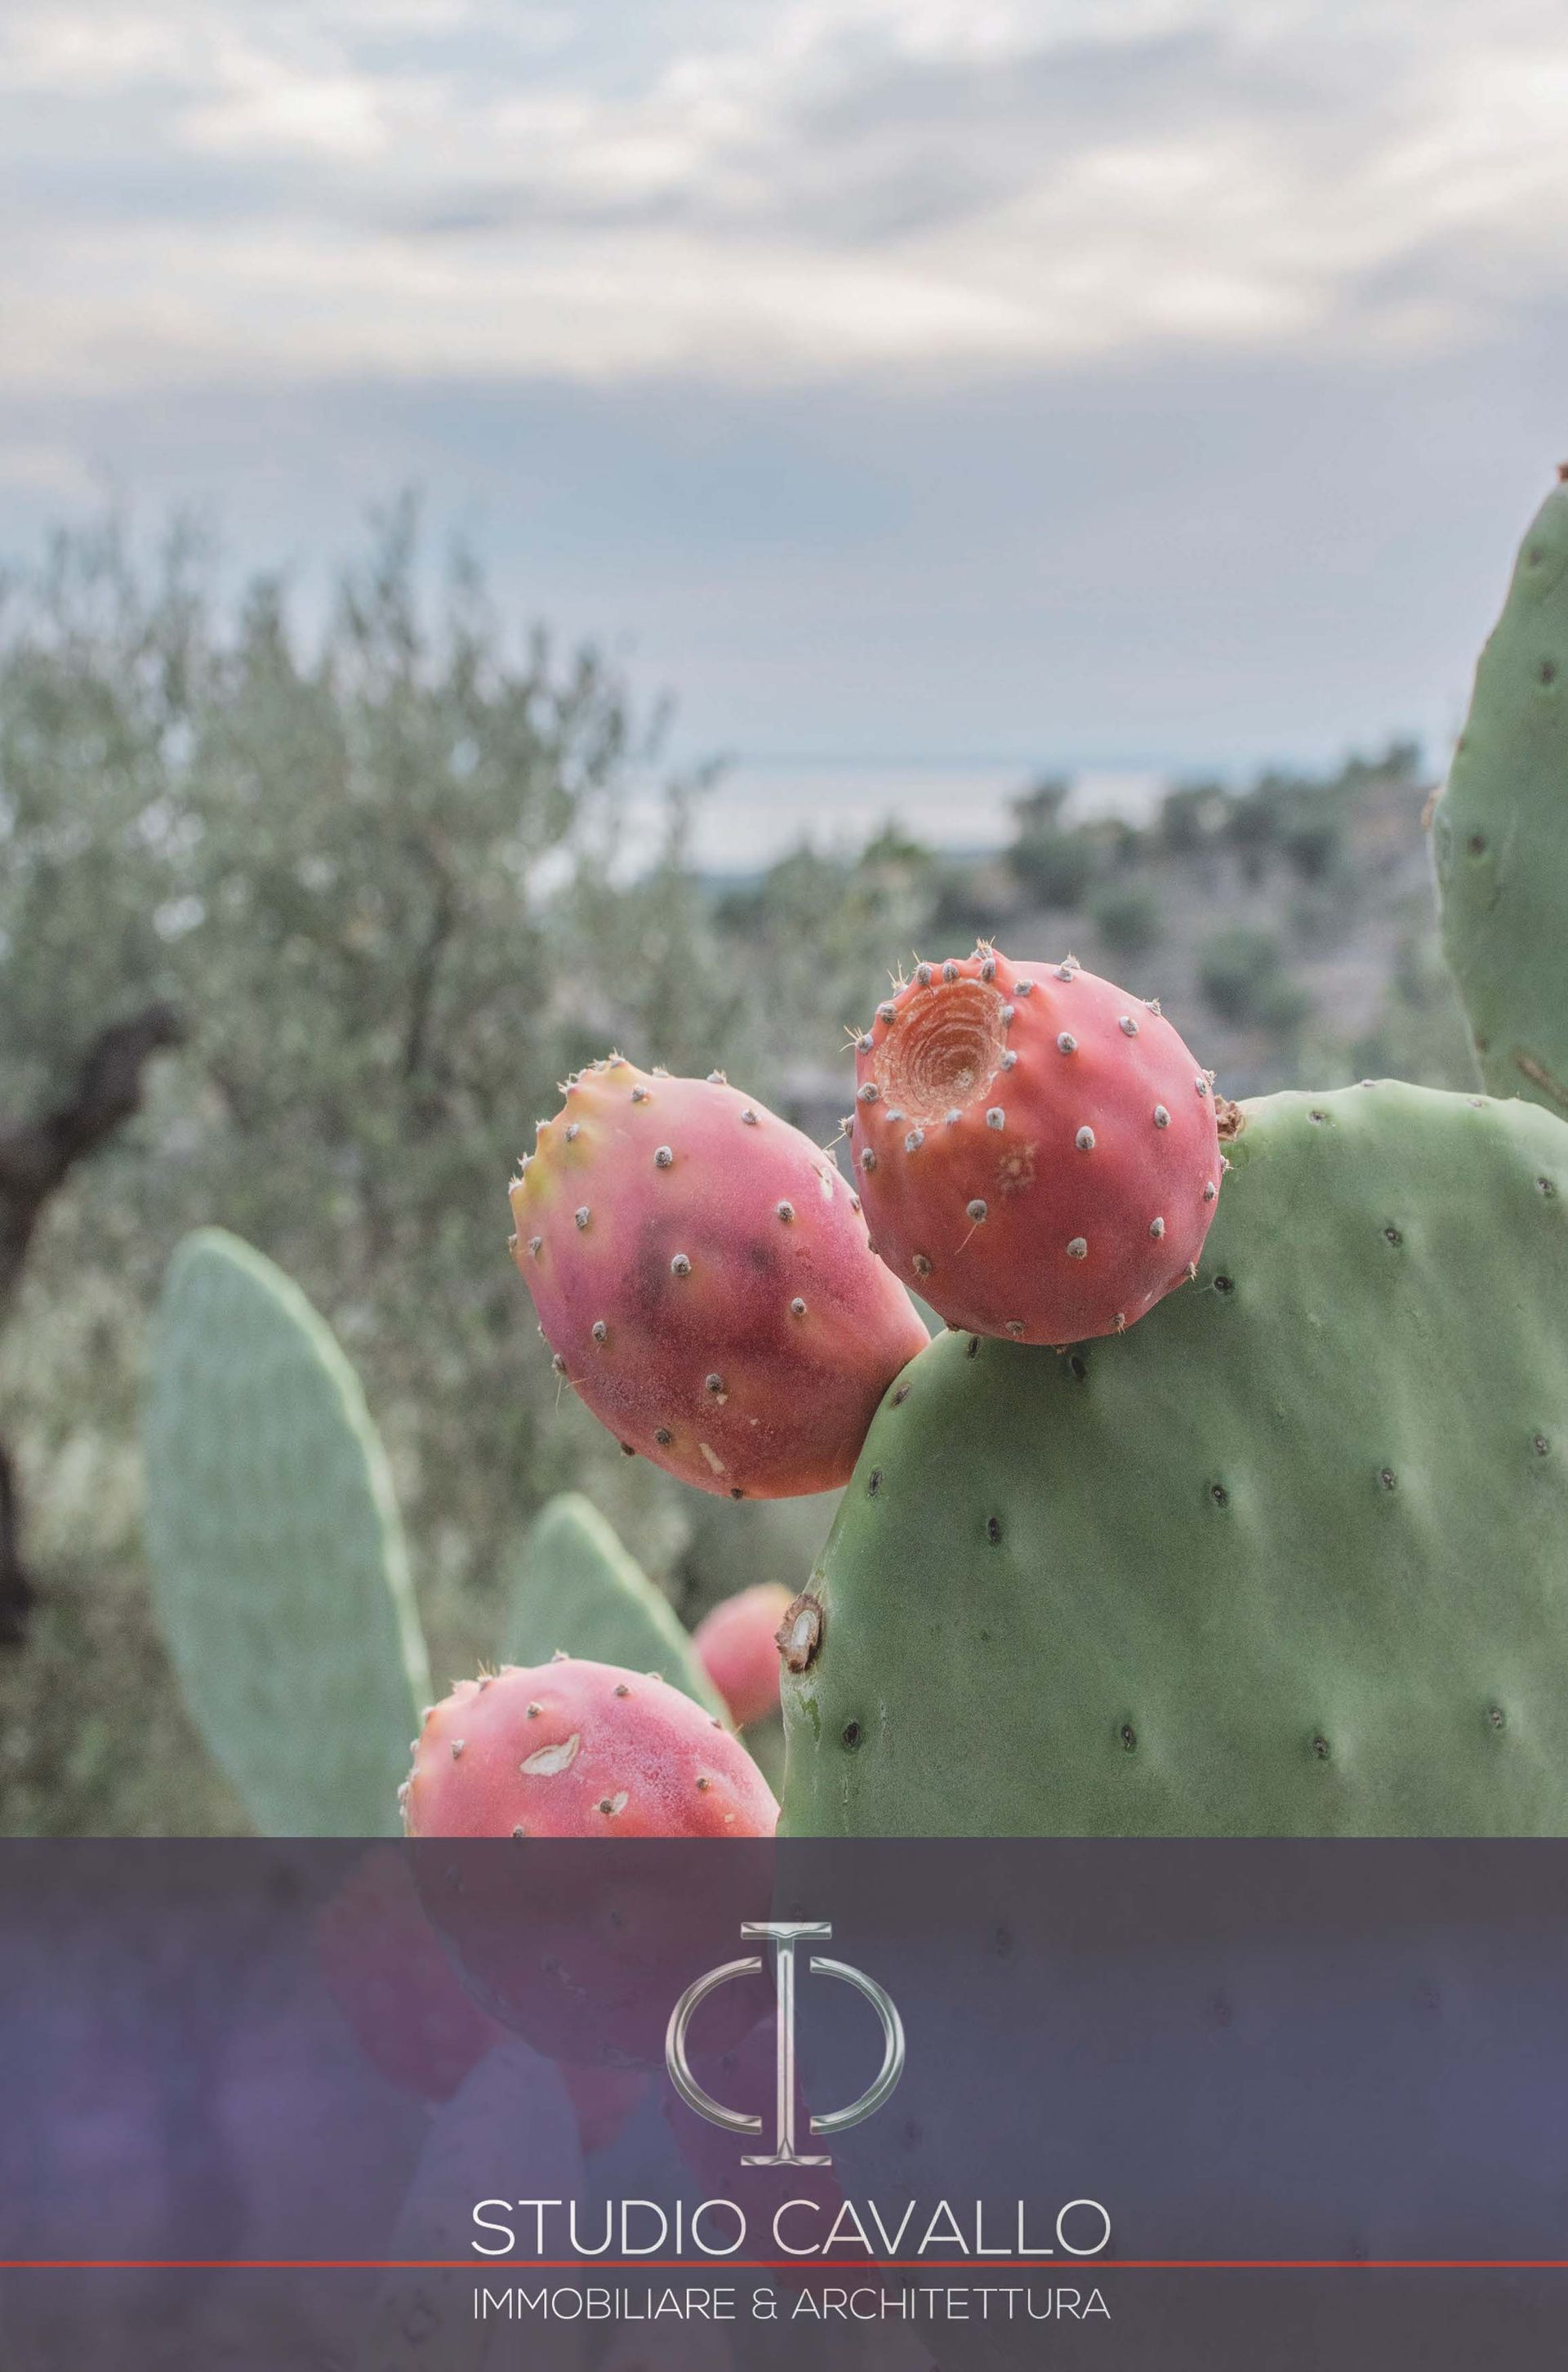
[{"x1": 2, "y1": 1, "x2": 1565, "y2": 847}]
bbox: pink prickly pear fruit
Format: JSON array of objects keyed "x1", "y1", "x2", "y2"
[
  {"x1": 851, "y1": 949, "x2": 1223, "y2": 1344},
  {"x1": 414, "y1": 1833, "x2": 773, "y2": 2071},
  {"x1": 401, "y1": 1657, "x2": 779, "y2": 1840},
  {"x1": 693, "y1": 1582, "x2": 795, "y2": 1728},
  {"x1": 316, "y1": 1848, "x2": 649, "y2": 2151},
  {"x1": 317, "y1": 1847, "x2": 504, "y2": 2104},
  {"x1": 405, "y1": 1661, "x2": 775, "y2": 2070},
  {"x1": 508, "y1": 1057, "x2": 928, "y2": 1498},
  {"x1": 561, "y1": 2061, "x2": 650, "y2": 2156}
]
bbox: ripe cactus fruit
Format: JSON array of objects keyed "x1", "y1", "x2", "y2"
[
  {"x1": 414, "y1": 1833, "x2": 773, "y2": 2071},
  {"x1": 559, "y1": 2060, "x2": 650, "y2": 2156},
  {"x1": 1432, "y1": 470, "x2": 1568, "y2": 1115},
  {"x1": 849, "y1": 950, "x2": 1221, "y2": 1344},
  {"x1": 401, "y1": 1656, "x2": 778, "y2": 1839},
  {"x1": 693, "y1": 1581, "x2": 795, "y2": 1728},
  {"x1": 317, "y1": 1847, "x2": 504, "y2": 2103},
  {"x1": 509, "y1": 1057, "x2": 928, "y2": 1497},
  {"x1": 783, "y1": 1083, "x2": 1568, "y2": 1837},
  {"x1": 315, "y1": 1848, "x2": 648, "y2": 2151}
]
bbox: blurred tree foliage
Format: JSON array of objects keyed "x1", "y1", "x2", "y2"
[
  {"x1": 2, "y1": 511, "x2": 645, "y2": 1626},
  {"x1": 1198, "y1": 927, "x2": 1313, "y2": 1032},
  {"x1": 1087, "y1": 879, "x2": 1162, "y2": 959},
  {"x1": 1005, "y1": 776, "x2": 1100, "y2": 910},
  {"x1": 0, "y1": 511, "x2": 936, "y2": 1744},
  {"x1": 712, "y1": 822, "x2": 938, "y2": 1077},
  {"x1": 1347, "y1": 915, "x2": 1480, "y2": 1090}
]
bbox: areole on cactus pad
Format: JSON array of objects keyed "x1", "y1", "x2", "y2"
[
  {"x1": 508, "y1": 1056, "x2": 928, "y2": 1498},
  {"x1": 849, "y1": 948, "x2": 1222, "y2": 1344}
]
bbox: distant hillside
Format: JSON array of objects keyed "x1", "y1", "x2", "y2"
[{"x1": 743, "y1": 742, "x2": 1477, "y2": 1142}]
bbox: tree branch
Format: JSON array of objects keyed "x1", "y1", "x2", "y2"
[
  {"x1": 0, "y1": 1003, "x2": 185, "y2": 1312},
  {"x1": 0, "y1": 1441, "x2": 31, "y2": 1647},
  {"x1": 0, "y1": 1004, "x2": 184, "y2": 1645},
  {"x1": 401, "y1": 856, "x2": 457, "y2": 1086}
]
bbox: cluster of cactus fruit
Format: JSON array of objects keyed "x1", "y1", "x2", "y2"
[{"x1": 143, "y1": 472, "x2": 1568, "y2": 1846}]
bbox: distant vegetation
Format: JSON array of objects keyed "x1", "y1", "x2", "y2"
[{"x1": 0, "y1": 513, "x2": 1474, "y2": 1833}]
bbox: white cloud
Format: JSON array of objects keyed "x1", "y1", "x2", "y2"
[
  {"x1": 1, "y1": 0, "x2": 1566, "y2": 394},
  {"x1": 177, "y1": 51, "x2": 391, "y2": 161},
  {"x1": 0, "y1": 14, "x2": 197, "y2": 91}
]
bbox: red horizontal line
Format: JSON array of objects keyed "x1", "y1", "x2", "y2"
[{"x1": 5, "y1": 2260, "x2": 1568, "y2": 2273}]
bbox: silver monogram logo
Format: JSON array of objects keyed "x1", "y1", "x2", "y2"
[{"x1": 665, "y1": 1922, "x2": 906, "y2": 2167}]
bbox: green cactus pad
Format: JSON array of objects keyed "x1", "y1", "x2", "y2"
[
  {"x1": 1433, "y1": 474, "x2": 1568, "y2": 1113},
  {"x1": 781, "y1": 1084, "x2": 1568, "y2": 1837},
  {"x1": 503, "y1": 1491, "x2": 725, "y2": 1720},
  {"x1": 145, "y1": 1228, "x2": 430, "y2": 1836}
]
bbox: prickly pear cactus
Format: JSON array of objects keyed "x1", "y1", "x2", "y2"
[
  {"x1": 359, "y1": 2040, "x2": 585, "y2": 2371},
  {"x1": 145, "y1": 1229, "x2": 430, "y2": 1837},
  {"x1": 504, "y1": 1491, "x2": 724, "y2": 1719},
  {"x1": 1432, "y1": 471, "x2": 1568, "y2": 1114},
  {"x1": 781, "y1": 1084, "x2": 1568, "y2": 1837}
]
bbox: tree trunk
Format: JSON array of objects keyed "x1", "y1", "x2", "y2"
[
  {"x1": 0, "y1": 1440, "x2": 31, "y2": 1647},
  {"x1": 0, "y1": 1002, "x2": 185, "y2": 1646}
]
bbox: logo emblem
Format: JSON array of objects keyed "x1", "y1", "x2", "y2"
[{"x1": 666, "y1": 1922, "x2": 905, "y2": 2166}]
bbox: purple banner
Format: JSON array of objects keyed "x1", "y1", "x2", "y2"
[{"x1": 3, "y1": 1840, "x2": 1568, "y2": 2366}]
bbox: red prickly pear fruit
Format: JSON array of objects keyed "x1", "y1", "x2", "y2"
[
  {"x1": 405, "y1": 1661, "x2": 776, "y2": 2069},
  {"x1": 401, "y1": 1657, "x2": 779, "y2": 1840},
  {"x1": 414, "y1": 1830, "x2": 773, "y2": 2071},
  {"x1": 509, "y1": 1057, "x2": 928, "y2": 1497},
  {"x1": 316, "y1": 1848, "x2": 650, "y2": 2151},
  {"x1": 317, "y1": 1847, "x2": 504, "y2": 2104},
  {"x1": 850, "y1": 949, "x2": 1222, "y2": 1344},
  {"x1": 693, "y1": 1582, "x2": 795, "y2": 1728},
  {"x1": 560, "y1": 2060, "x2": 650, "y2": 2156}
]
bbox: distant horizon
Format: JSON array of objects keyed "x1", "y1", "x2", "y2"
[
  {"x1": 667, "y1": 743, "x2": 1425, "y2": 774},
  {"x1": 644, "y1": 747, "x2": 1428, "y2": 871}
]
